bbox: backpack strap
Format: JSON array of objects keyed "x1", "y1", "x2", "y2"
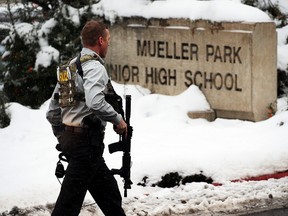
[{"x1": 75, "y1": 53, "x2": 100, "y2": 79}]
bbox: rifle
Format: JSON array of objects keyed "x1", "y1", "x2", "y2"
[{"x1": 108, "y1": 95, "x2": 133, "y2": 197}]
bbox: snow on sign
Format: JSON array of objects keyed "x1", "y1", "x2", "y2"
[{"x1": 105, "y1": 18, "x2": 277, "y2": 122}]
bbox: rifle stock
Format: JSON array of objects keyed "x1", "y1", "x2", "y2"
[{"x1": 108, "y1": 95, "x2": 133, "y2": 197}]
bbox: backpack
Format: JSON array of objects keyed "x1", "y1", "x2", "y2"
[
  {"x1": 55, "y1": 53, "x2": 124, "y2": 116},
  {"x1": 55, "y1": 54, "x2": 99, "y2": 108}
]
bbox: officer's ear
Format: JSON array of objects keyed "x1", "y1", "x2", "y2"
[{"x1": 98, "y1": 36, "x2": 104, "y2": 46}]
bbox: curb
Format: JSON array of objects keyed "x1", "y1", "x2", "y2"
[{"x1": 213, "y1": 170, "x2": 288, "y2": 186}]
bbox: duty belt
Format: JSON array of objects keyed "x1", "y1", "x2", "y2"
[
  {"x1": 65, "y1": 126, "x2": 87, "y2": 133},
  {"x1": 65, "y1": 125, "x2": 105, "y2": 134}
]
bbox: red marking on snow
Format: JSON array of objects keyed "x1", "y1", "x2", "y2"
[{"x1": 213, "y1": 170, "x2": 288, "y2": 186}]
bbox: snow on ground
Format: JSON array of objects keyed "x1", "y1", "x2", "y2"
[{"x1": 0, "y1": 83, "x2": 288, "y2": 215}]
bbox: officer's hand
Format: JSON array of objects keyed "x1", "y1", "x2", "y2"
[{"x1": 114, "y1": 119, "x2": 127, "y2": 136}]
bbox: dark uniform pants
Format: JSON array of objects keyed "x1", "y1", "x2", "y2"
[{"x1": 52, "y1": 128, "x2": 126, "y2": 216}]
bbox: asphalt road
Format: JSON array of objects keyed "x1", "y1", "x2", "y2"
[
  {"x1": 244, "y1": 207, "x2": 288, "y2": 216},
  {"x1": 184, "y1": 200, "x2": 288, "y2": 216}
]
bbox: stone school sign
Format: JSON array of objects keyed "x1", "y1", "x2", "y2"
[{"x1": 105, "y1": 19, "x2": 277, "y2": 122}]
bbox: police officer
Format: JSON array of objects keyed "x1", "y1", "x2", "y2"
[{"x1": 46, "y1": 20, "x2": 127, "y2": 216}]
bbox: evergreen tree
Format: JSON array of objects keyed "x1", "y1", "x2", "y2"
[
  {"x1": 0, "y1": 91, "x2": 10, "y2": 128},
  {"x1": 1, "y1": 0, "x2": 99, "y2": 108},
  {"x1": 3, "y1": 28, "x2": 41, "y2": 108},
  {"x1": 47, "y1": 12, "x2": 82, "y2": 62}
]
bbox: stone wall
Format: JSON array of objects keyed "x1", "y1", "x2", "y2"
[{"x1": 105, "y1": 18, "x2": 277, "y2": 122}]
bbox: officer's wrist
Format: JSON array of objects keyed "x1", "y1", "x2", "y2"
[{"x1": 113, "y1": 114, "x2": 122, "y2": 126}]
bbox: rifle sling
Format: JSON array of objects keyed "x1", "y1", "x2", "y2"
[{"x1": 75, "y1": 54, "x2": 83, "y2": 78}]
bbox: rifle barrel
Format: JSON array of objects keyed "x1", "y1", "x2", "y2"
[{"x1": 125, "y1": 95, "x2": 131, "y2": 125}]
